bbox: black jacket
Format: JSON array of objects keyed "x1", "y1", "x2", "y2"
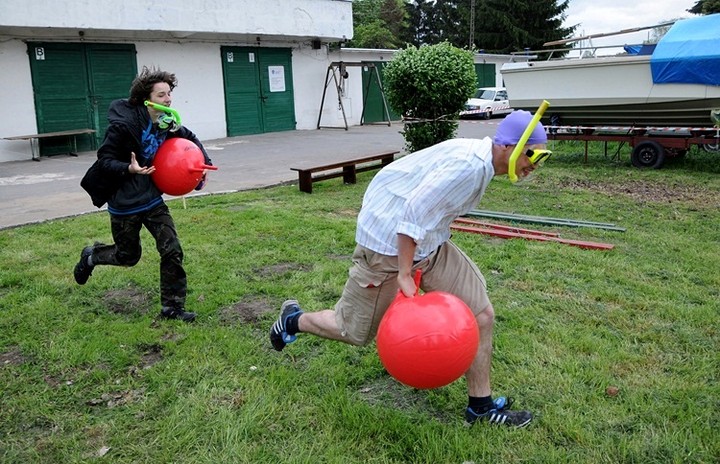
[{"x1": 81, "y1": 99, "x2": 211, "y2": 210}]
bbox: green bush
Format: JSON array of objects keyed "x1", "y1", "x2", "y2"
[{"x1": 383, "y1": 42, "x2": 476, "y2": 152}]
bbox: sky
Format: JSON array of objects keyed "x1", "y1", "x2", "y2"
[{"x1": 561, "y1": 0, "x2": 696, "y2": 54}]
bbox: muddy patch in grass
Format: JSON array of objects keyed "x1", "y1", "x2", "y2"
[
  {"x1": 86, "y1": 388, "x2": 146, "y2": 408},
  {"x1": 138, "y1": 343, "x2": 163, "y2": 369},
  {"x1": 357, "y1": 376, "x2": 454, "y2": 423},
  {"x1": 559, "y1": 178, "x2": 720, "y2": 207},
  {"x1": 1, "y1": 345, "x2": 28, "y2": 366},
  {"x1": 219, "y1": 295, "x2": 276, "y2": 325},
  {"x1": 103, "y1": 284, "x2": 152, "y2": 316}
]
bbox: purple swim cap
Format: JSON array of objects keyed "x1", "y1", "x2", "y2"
[{"x1": 493, "y1": 110, "x2": 547, "y2": 146}]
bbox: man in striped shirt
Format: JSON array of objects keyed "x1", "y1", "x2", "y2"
[{"x1": 270, "y1": 110, "x2": 548, "y2": 428}]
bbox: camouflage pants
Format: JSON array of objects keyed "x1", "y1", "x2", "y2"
[{"x1": 93, "y1": 203, "x2": 186, "y2": 310}]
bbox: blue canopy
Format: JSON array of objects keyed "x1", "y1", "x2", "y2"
[{"x1": 651, "y1": 13, "x2": 720, "y2": 86}]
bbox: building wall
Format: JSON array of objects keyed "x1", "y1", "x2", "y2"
[
  {"x1": 0, "y1": 0, "x2": 353, "y2": 41},
  {"x1": 0, "y1": 0, "x2": 354, "y2": 162},
  {"x1": 0, "y1": 40, "x2": 39, "y2": 161},
  {"x1": 135, "y1": 42, "x2": 228, "y2": 140}
]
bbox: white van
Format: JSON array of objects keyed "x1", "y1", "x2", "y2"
[{"x1": 459, "y1": 87, "x2": 512, "y2": 119}]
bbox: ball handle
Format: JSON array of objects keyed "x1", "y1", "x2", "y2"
[
  {"x1": 395, "y1": 269, "x2": 422, "y2": 302},
  {"x1": 189, "y1": 164, "x2": 218, "y2": 173}
]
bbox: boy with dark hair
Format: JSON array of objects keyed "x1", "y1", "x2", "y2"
[{"x1": 75, "y1": 67, "x2": 212, "y2": 322}]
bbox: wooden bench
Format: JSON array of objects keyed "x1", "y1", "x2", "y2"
[
  {"x1": 3, "y1": 128, "x2": 96, "y2": 161},
  {"x1": 291, "y1": 151, "x2": 399, "y2": 193}
]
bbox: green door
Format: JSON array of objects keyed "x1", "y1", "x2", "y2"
[
  {"x1": 258, "y1": 49, "x2": 296, "y2": 132},
  {"x1": 221, "y1": 47, "x2": 296, "y2": 136},
  {"x1": 474, "y1": 63, "x2": 496, "y2": 88},
  {"x1": 86, "y1": 44, "x2": 138, "y2": 145},
  {"x1": 361, "y1": 61, "x2": 399, "y2": 124},
  {"x1": 27, "y1": 42, "x2": 137, "y2": 155}
]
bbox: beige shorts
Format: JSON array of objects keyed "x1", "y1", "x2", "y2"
[{"x1": 334, "y1": 240, "x2": 490, "y2": 346}]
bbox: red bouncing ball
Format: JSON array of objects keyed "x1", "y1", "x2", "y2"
[
  {"x1": 376, "y1": 290, "x2": 479, "y2": 389},
  {"x1": 151, "y1": 138, "x2": 217, "y2": 196}
]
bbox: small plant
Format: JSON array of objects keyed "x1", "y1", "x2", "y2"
[{"x1": 383, "y1": 42, "x2": 476, "y2": 152}]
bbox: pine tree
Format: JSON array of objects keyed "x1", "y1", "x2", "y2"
[{"x1": 403, "y1": 0, "x2": 577, "y2": 55}]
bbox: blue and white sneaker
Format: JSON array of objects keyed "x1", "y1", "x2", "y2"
[
  {"x1": 465, "y1": 397, "x2": 532, "y2": 428},
  {"x1": 270, "y1": 300, "x2": 303, "y2": 352},
  {"x1": 465, "y1": 405, "x2": 532, "y2": 428}
]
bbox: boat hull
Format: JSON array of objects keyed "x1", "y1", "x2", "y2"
[{"x1": 501, "y1": 56, "x2": 720, "y2": 127}]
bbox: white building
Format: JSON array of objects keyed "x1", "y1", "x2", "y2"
[{"x1": 0, "y1": 0, "x2": 524, "y2": 162}]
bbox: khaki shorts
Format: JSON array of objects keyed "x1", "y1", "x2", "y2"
[{"x1": 334, "y1": 240, "x2": 489, "y2": 346}]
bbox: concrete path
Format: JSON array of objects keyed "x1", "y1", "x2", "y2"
[{"x1": 0, "y1": 121, "x2": 496, "y2": 230}]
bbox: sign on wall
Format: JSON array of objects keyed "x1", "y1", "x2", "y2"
[{"x1": 268, "y1": 66, "x2": 285, "y2": 92}]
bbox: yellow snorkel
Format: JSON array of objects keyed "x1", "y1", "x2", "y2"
[{"x1": 508, "y1": 100, "x2": 550, "y2": 183}]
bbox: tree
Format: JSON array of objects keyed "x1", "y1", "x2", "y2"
[
  {"x1": 403, "y1": 0, "x2": 577, "y2": 55},
  {"x1": 472, "y1": 0, "x2": 576, "y2": 55},
  {"x1": 405, "y1": 0, "x2": 441, "y2": 46},
  {"x1": 383, "y1": 42, "x2": 477, "y2": 152},
  {"x1": 688, "y1": 0, "x2": 720, "y2": 14},
  {"x1": 349, "y1": 0, "x2": 409, "y2": 48},
  {"x1": 353, "y1": 20, "x2": 399, "y2": 48}
]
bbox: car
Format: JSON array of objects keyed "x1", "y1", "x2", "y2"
[{"x1": 459, "y1": 87, "x2": 512, "y2": 120}]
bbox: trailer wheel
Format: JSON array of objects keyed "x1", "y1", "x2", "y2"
[
  {"x1": 702, "y1": 141, "x2": 720, "y2": 153},
  {"x1": 631, "y1": 140, "x2": 665, "y2": 168}
]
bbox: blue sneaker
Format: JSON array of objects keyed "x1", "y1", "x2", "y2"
[{"x1": 270, "y1": 300, "x2": 303, "y2": 351}]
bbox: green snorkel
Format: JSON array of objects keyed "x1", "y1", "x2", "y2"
[
  {"x1": 144, "y1": 101, "x2": 182, "y2": 131},
  {"x1": 507, "y1": 100, "x2": 550, "y2": 183}
]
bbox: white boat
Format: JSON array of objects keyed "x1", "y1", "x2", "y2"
[{"x1": 500, "y1": 14, "x2": 720, "y2": 128}]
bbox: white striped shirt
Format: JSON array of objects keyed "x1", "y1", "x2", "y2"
[{"x1": 356, "y1": 137, "x2": 494, "y2": 260}]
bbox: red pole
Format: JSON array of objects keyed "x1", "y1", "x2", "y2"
[{"x1": 450, "y1": 224, "x2": 614, "y2": 251}]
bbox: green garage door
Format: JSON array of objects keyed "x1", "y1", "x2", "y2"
[
  {"x1": 27, "y1": 42, "x2": 137, "y2": 156},
  {"x1": 475, "y1": 63, "x2": 496, "y2": 88},
  {"x1": 361, "y1": 61, "x2": 400, "y2": 124},
  {"x1": 221, "y1": 47, "x2": 296, "y2": 136}
]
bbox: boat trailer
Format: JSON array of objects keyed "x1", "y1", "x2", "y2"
[{"x1": 546, "y1": 124, "x2": 720, "y2": 169}]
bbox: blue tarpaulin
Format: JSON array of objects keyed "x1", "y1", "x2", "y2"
[
  {"x1": 650, "y1": 13, "x2": 720, "y2": 86},
  {"x1": 624, "y1": 44, "x2": 656, "y2": 56}
]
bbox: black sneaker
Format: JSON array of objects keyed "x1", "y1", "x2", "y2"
[
  {"x1": 73, "y1": 246, "x2": 95, "y2": 285},
  {"x1": 465, "y1": 407, "x2": 532, "y2": 428},
  {"x1": 270, "y1": 300, "x2": 303, "y2": 351},
  {"x1": 160, "y1": 307, "x2": 197, "y2": 322}
]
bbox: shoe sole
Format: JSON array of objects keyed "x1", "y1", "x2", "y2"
[{"x1": 270, "y1": 300, "x2": 301, "y2": 351}]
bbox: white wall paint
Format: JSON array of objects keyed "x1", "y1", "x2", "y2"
[
  {"x1": 0, "y1": 40, "x2": 41, "y2": 161},
  {"x1": 134, "y1": 42, "x2": 228, "y2": 141},
  {"x1": 0, "y1": 0, "x2": 353, "y2": 41}
]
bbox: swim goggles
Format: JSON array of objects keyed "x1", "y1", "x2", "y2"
[{"x1": 526, "y1": 148, "x2": 552, "y2": 165}]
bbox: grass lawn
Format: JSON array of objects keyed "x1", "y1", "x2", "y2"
[{"x1": 1, "y1": 142, "x2": 718, "y2": 463}]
